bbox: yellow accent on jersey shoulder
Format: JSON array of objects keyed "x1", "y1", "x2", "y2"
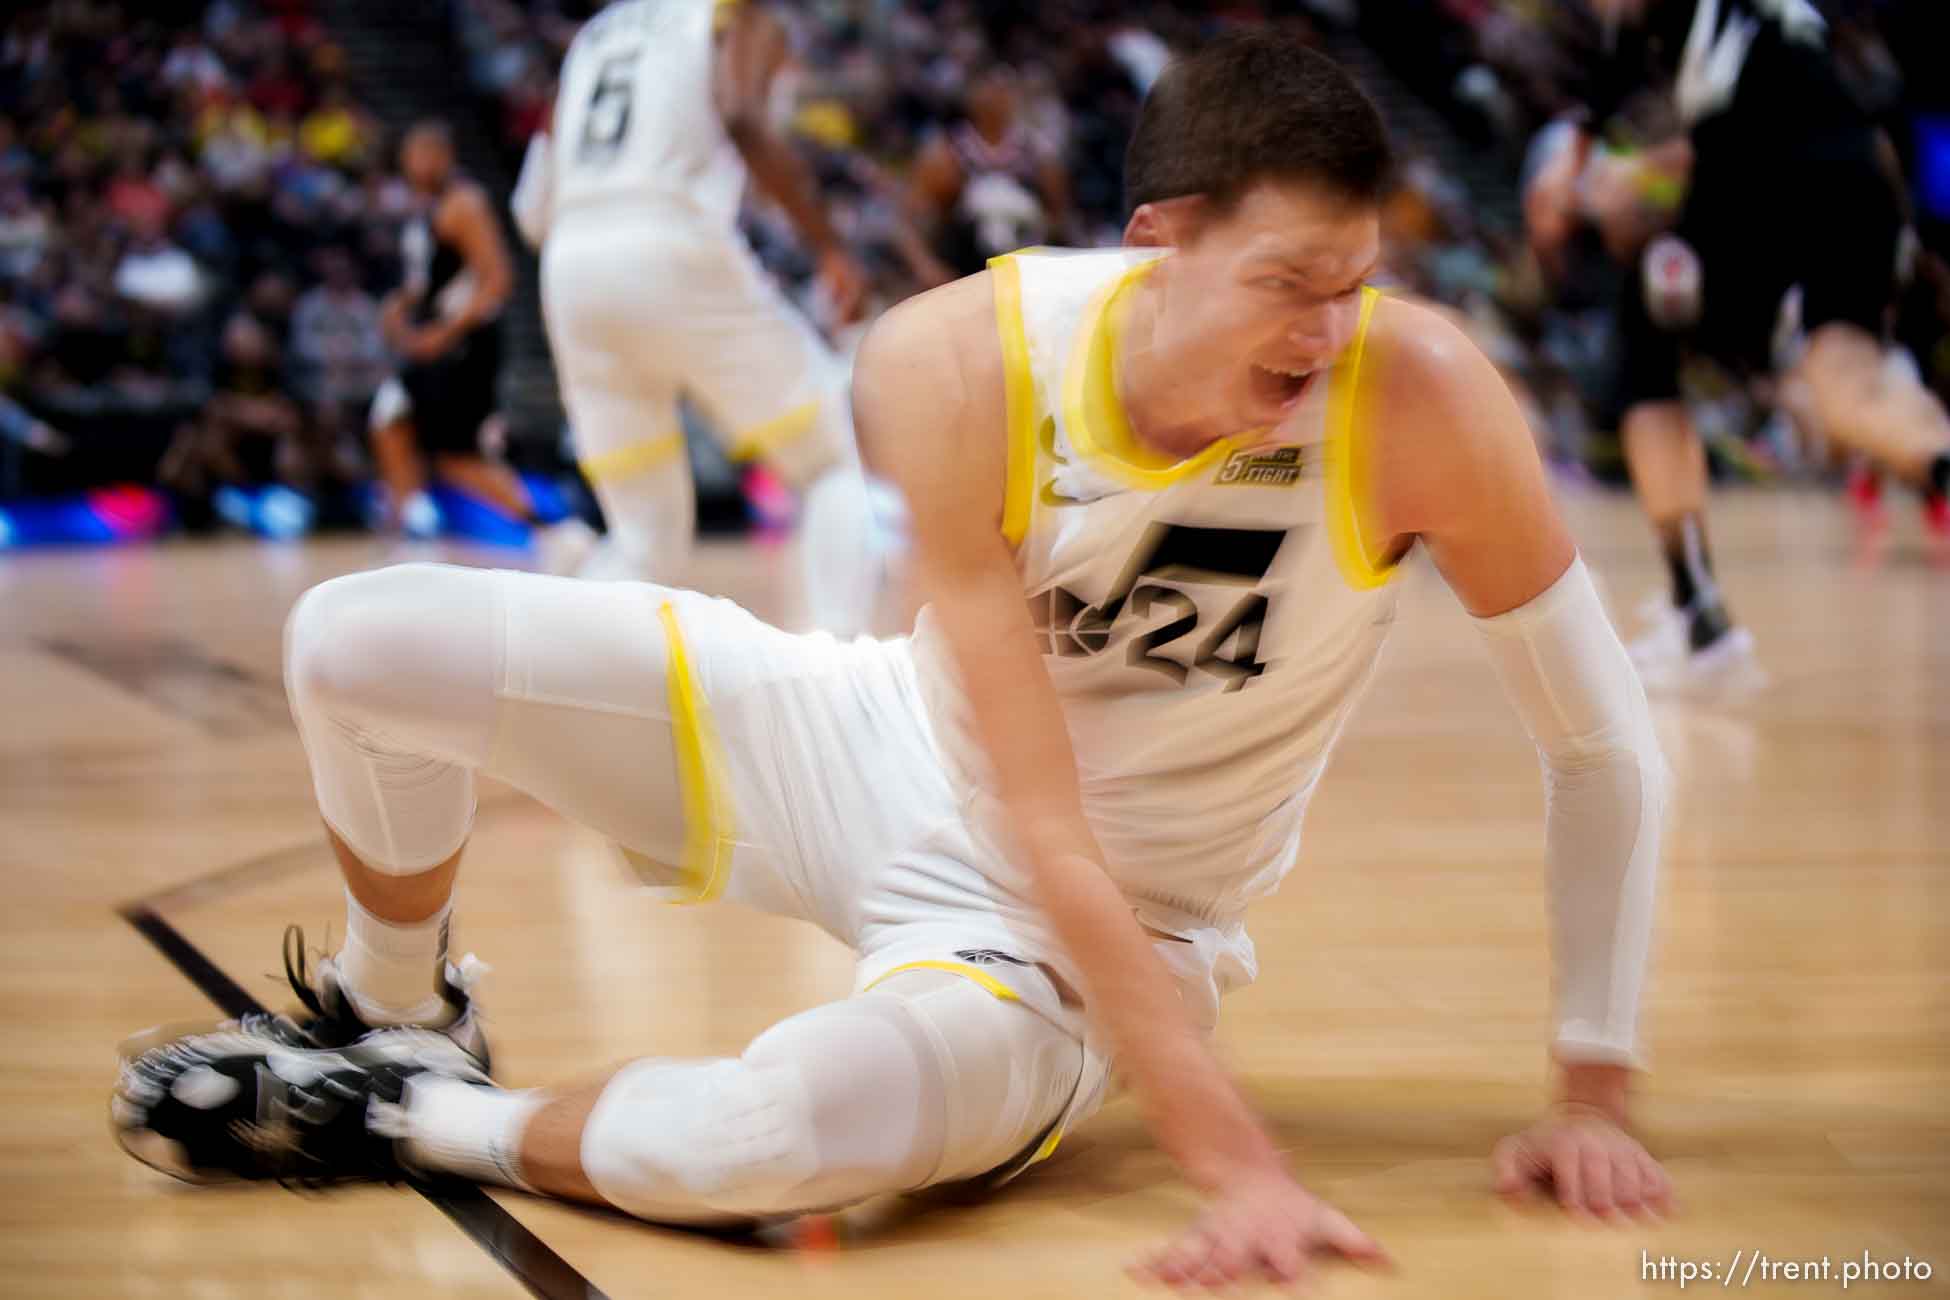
[
  {"x1": 579, "y1": 430, "x2": 684, "y2": 484},
  {"x1": 712, "y1": 0, "x2": 742, "y2": 34},
  {"x1": 1063, "y1": 257, "x2": 1237, "y2": 491},
  {"x1": 727, "y1": 398, "x2": 820, "y2": 464},
  {"x1": 656, "y1": 601, "x2": 737, "y2": 904},
  {"x1": 1325, "y1": 286, "x2": 1399, "y2": 590},
  {"x1": 1029, "y1": 1126, "x2": 1063, "y2": 1163},
  {"x1": 863, "y1": 960, "x2": 1022, "y2": 1003},
  {"x1": 990, "y1": 254, "x2": 1037, "y2": 547}
]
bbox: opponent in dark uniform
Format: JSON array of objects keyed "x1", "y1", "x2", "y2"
[
  {"x1": 370, "y1": 121, "x2": 549, "y2": 537},
  {"x1": 1529, "y1": 0, "x2": 1950, "y2": 688},
  {"x1": 907, "y1": 65, "x2": 1073, "y2": 281}
]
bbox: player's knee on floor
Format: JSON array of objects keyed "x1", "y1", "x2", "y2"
[
  {"x1": 870, "y1": 968, "x2": 1085, "y2": 1186},
  {"x1": 578, "y1": 994, "x2": 937, "y2": 1224},
  {"x1": 576, "y1": 972, "x2": 1079, "y2": 1224}
]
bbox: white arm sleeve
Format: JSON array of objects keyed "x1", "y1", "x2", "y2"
[
  {"x1": 1471, "y1": 556, "x2": 1669, "y2": 1070},
  {"x1": 509, "y1": 131, "x2": 554, "y2": 251}
]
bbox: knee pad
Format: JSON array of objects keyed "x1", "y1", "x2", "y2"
[
  {"x1": 579, "y1": 1056, "x2": 824, "y2": 1225},
  {"x1": 580, "y1": 985, "x2": 956, "y2": 1223},
  {"x1": 283, "y1": 564, "x2": 497, "y2": 875},
  {"x1": 577, "y1": 975, "x2": 1085, "y2": 1225},
  {"x1": 285, "y1": 564, "x2": 470, "y2": 729},
  {"x1": 283, "y1": 570, "x2": 376, "y2": 727},
  {"x1": 866, "y1": 970, "x2": 1084, "y2": 1186}
]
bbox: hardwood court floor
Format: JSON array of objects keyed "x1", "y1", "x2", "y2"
[{"x1": 2, "y1": 488, "x2": 1945, "y2": 1299}]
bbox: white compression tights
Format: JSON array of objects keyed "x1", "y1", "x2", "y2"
[
  {"x1": 284, "y1": 562, "x2": 1082, "y2": 1218},
  {"x1": 581, "y1": 967, "x2": 1081, "y2": 1224},
  {"x1": 284, "y1": 561, "x2": 690, "y2": 875}
]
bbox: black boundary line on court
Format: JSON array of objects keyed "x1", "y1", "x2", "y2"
[
  {"x1": 118, "y1": 903, "x2": 609, "y2": 1300},
  {"x1": 135, "y1": 797, "x2": 530, "y2": 913}
]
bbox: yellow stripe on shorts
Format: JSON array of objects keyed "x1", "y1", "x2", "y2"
[
  {"x1": 863, "y1": 960, "x2": 1022, "y2": 1003},
  {"x1": 656, "y1": 601, "x2": 736, "y2": 904}
]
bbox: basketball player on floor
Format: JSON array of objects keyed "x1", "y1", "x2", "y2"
[
  {"x1": 1526, "y1": 0, "x2": 1950, "y2": 692},
  {"x1": 114, "y1": 34, "x2": 1674, "y2": 1290},
  {"x1": 510, "y1": 0, "x2": 895, "y2": 630}
]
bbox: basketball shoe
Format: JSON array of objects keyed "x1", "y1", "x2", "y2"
[
  {"x1": 1628, "y1": 595, "x2": 1767, "y2": 696},
  {"x1": 117, "y1": 925, "x2": 491, "y2": 1074},
  {"x1": 112, "y1": 1024, "x2": 491, "y2": 1186}
]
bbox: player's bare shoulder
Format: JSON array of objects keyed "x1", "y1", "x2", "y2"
[
  {"x1": 1364, "y1": 291, "x2": 1499, "y2": 417},
  {"x1": 853, "y1": 270, "x2": 1012, "y2": 534},
  {"x1": 1360, "y1": 290, "x2": 1539, "y2": 535},
  {"x1": 436, "y1": 179, "x2": 495, "y2": 233}
]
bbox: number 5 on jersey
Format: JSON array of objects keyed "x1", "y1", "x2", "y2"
[{"x1": 578, "y1": 50, "x2": 639, "y2": 164}]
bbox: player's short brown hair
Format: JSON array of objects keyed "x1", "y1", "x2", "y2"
[{"x1": 1124, "y1": 29, "x2": 1392, "y2": 216}]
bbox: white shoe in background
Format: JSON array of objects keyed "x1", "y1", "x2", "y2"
[{"x1": 1630, "y1": 603, "x2": 1767, "y2": 696}]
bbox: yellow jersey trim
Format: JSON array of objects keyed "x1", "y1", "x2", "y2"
[
  {"x1": 656, "y1": 601, "x2": 737, "y2": 904},
  {"x1": 579, "y1": 430, "x2": 684, "y2": 484},
  {"x1": 1324, "y1": 287, "x2": 1398, "y2": 590},
  {"x1": 727, "y1": 398, "x2": 820, "y2": 464},
  {"x1": 863, "y1": 960, "x2": 1022, "y2": 1003},
  {"x1": 1062, "y1": 257, "x2": 1237, "y2": 491},
  {"x1": 990, "y1": 254, "x2": 1037, "y2": 547}
]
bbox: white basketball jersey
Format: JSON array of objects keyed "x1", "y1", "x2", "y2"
[
  {"x1": 911, "y1": 247, "x2": 1405, "y2": 929},
  {"x1": 549, "y1": 0, "x2": 746, "y2": 227}
]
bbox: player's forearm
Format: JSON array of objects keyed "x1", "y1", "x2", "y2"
[
  {"x1": 1472, "y1": 558, "x2": 1668, "y2": 1072},
  {"x1": 1540, "y1": 743, "x2": 1664, "y2": 1066},
  {"x1": 727, "y1": 120, "x2": 842, "y2": 258},
  {"x1": 924, "y1": 561, "x2": 1290, "y2": 1192},
  {"x1": 1028, "y1": 841, "x2": 1288, "y2": 1192}
]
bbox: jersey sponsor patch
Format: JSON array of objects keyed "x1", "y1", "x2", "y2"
[{"x1": 1214, "y1": 445, "x2": 1308, "y2": 488}]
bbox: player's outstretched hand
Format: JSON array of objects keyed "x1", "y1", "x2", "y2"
[
  {"x1": 1129, "y1": 1170, "x2": 1392, "y2": 1291},
  {"x1": 1492, "y1": 1103, "x2": 1673, "y2": 1219}
]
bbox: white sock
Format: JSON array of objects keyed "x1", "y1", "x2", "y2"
[
  {"x1": 395, "y1": 1075, "x2": 543, "y2": 1192},
  {"x1": 338, "y1": 888, "x2": 451, "y2": 1027}
]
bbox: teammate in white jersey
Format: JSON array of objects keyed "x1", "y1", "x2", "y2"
[
  {"x1": 510, "y1": 0, "x2": 890, "y2": 623},
  {"x1": 115, "y1": 32, "x2": 1673, "y2": 1290}
]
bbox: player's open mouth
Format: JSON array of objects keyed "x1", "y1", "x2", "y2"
[{"x1": 1251, "y1": 363, "x2": 1312, "y2": 412}]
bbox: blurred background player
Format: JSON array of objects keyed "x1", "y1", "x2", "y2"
[
  {"x1": 1526, "y1": 0, "x2": 1950, "y2": 691},
  {"x1": 903, "y1": 62, "x2": 1075, "y2": 284},
  {"x1": 370, "y1": 120, "x2": 575, "y2": 546},
  {"x1": 510, "y1": 0, "x2": 899, "y2": 631}
]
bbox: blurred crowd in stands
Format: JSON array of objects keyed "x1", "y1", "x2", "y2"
[
  {"x1": 4, "y1": 0, "x2": 1949, "y2": 529},
  {"x1": 1, "y1": 0, "x2": 403, "y2": 515}
]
